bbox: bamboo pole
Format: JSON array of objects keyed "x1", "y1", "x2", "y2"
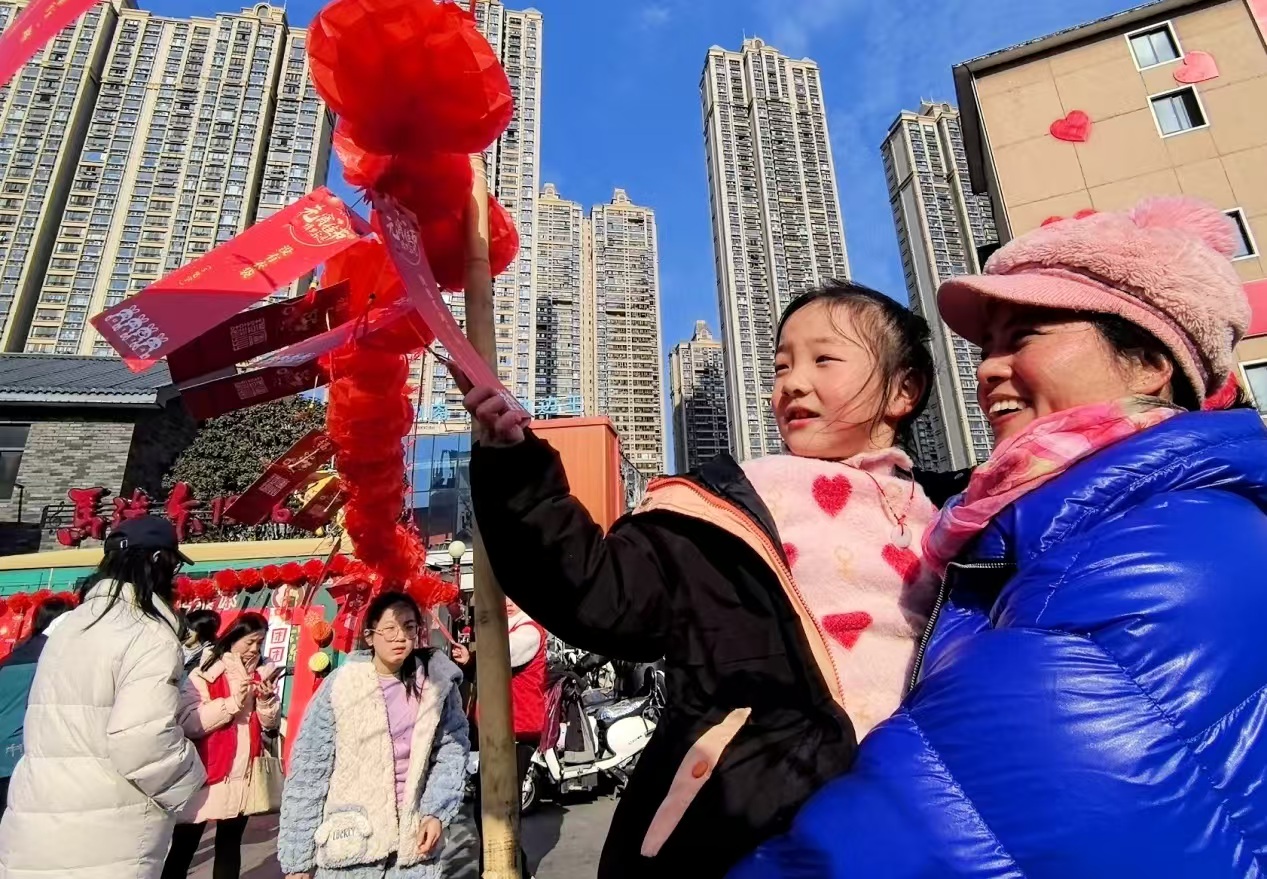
[{"x1": 464, "y1": 152, "x2": 520, "y2": 879}]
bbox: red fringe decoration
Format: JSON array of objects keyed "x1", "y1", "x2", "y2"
[{"x1": 214, "y1": 569, "x2": 241, "y2": 597}]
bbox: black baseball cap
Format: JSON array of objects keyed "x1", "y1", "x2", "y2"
[{"x1": 106, "y1": 515, "x2": 194, "y2": 564}]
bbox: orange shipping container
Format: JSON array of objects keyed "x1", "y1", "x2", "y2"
[{"x1": 530, "y1": 417, "x2": 625, "y2": 532}]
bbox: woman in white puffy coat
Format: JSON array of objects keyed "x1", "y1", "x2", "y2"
[{"x1": 0, "y1": 516, "x2": 206, "y2": 879}]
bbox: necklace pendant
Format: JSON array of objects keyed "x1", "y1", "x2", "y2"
[{"x1": 891, "y1": 523, "x2": 912, "y2": 548}]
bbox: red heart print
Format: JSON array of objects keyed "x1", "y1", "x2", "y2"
[
  {"x1": 883, "y1": 544, "x2": 922, "y2": 586},
  {"x1": 783, "y1": 543, "x2": 799, "y2": 567},
  {"x1": 1173, "y1": 51, "x2": 1219, "y2": 84},
  {"x1": 823, "y1": 612, "x2": 873, "y2": 650},
  {"x1": 1049, "y1": 110, "x2": 1091, "y2": 143},
  {"x1": 812, "y1": 475, "x2": 852, "y2": 517}
]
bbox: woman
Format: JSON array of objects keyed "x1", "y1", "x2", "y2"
[
  {"x1": 279, "y1": 591, "x2": 470, "y2": 879},
  {"x1": 181, "y1": 608, "x2": 222, "y2": 673},
  {"x1": 732, "y1": 197, "x2": 1267, "y2": 877},
  {"x1": 162, "y1": 612, "x2": 281, "y2": 879},
  {"x1": 0, "y1": 516, "x2": 205, "y2": 879}
]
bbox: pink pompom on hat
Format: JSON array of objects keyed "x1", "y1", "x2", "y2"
[{"x1": 938, "y1": 196, "x2": 1252, "y2": 404}]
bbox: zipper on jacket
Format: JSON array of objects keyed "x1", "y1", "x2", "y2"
[
  {"x1": 906, "y1": 561, "x2": 1014, "y2": 693},
  {"x1": 648, "y1": 476, "x2": 847, "y2": 707}
]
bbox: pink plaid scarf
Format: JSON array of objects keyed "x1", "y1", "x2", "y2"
[{"x1": 923, "y1": 398, "x2": 1180, "y2": 574}]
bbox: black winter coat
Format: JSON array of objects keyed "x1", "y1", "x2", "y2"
[{"x1": 472, "y1": 432, "x2": 967, "y2": 878}]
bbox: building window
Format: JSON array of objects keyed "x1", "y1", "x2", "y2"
[
  {"x1": 0, "y1": 423, "x2": 29, "y2": 500},
  {"x1": 1128, "y1": 23, "x2": 1181, "y2": 69},
  {"x1": 1150, "y1": 87, "x2": 1207, "y2": 136},
  {"x1": 1245, "y1": 362, "x2": 1267, "y2": 416},
  {"x1": 1226, "y1": 209, "x2": 1257, "y2": 260}
]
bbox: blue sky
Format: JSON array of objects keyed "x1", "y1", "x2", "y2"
[{"x1": 148, "y1": 0, "x2": 1131, "y2": 358}]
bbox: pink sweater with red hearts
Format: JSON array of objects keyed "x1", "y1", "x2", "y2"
[{"x1": 741, "y1": 451, "x2": 940, "y2": 738}]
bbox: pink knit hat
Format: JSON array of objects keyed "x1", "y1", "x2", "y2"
[{"x1": 938, "y1": 197, "x2": 1251, "y2": 403}]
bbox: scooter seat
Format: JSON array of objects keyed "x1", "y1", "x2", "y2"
[{"x1": 595, "y1": 697, "x2": 646, "y2": 725}]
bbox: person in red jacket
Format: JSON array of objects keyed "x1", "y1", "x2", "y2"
[{"x1": 453, "y1": 598, "x2": 546, "y2": 878}]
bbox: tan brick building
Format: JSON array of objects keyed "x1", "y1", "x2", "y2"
[{"x1": 953, "y1": 0, "x2": 1267, "y2": 410}]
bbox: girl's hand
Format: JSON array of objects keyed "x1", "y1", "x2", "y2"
[
  {"x1": 285, "y1": 874, "x2": 312, "y2": 879},
  {"x1": 451, "y1": 644, "x2": 471, "y2": 666},
  {"x1": 448, "y1": 365, "x2": 529, "y2": 447},
  {"x1": 417, "y1": 816, "x2": 444, "y2": 858}
]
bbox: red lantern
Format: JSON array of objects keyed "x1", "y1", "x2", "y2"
[
  {"x1": 32, "y1": 589, "x2": 54, "y2": 608},
  {"x1": 261, "y1": 564, "x2": 283, "y2": 586},
  {"x1": 7, "y1": 593, "x2": 32, "y2": 616},
  {"x1": 214, "y1": 569, "x2": 241, "y2": 597},
  {"x1": 328, "y1": 554, "x2": 351, "y2": 576},
  {"x1": 193, "y1": 579, "x2": 216, "y2": 602},
  {"x1": 239, "y1": 569, "x2": 264, "y2": 594},
  {"x1": 280, "y1": 562, "x2": 305, "y2": 586},
  {"x1": 308, "y1": 0, "x2": 512, "y2": 155},
  {"x1": 54, "y1": 591, "x2": 78, "y2": 608},
  {"x1": 303, "y1": 558, "x2": 327, "y2": 584},
  {"x1": 0, "y1": 597, "x2": 9, "y2": 617}
]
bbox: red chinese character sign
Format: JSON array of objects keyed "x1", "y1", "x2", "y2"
[
  {"x1": 90, "y1": 189, "x2": 364, "y2": 371},
  {"x1": 0, "y1": 0, "x2": 100, "y2": 92}
]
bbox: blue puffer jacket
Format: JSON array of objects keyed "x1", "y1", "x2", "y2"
[{"x1": 732, "y1": 410, "x2": 1267, "y2": 878}]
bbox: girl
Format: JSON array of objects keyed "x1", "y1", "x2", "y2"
[
  {"x1": 278, "y1": 591, "x2": 471, "y2": 879},
  {"x1": 460, "y1": 282, "x2": 958, "y2": 877},
  {"x1": 0, "y1": 516, "x2": 205, "y2": 879},
  {"x1": 732, "y1": 199, "x2": 1267, "y2": 877},
  {"x1": 163, "y1": 612, "x2": 281, "y2": 879},
  {"x1": 181, "y1": 608, "x2": 222, "y2": 674}
]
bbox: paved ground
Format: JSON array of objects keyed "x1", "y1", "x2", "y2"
[{"x1": 189, "y1": 795, "x2": 618, "y2": 878}]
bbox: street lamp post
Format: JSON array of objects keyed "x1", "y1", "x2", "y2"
[{"x1": 448, "y1": 539, "x2": 466, "y2": 590}]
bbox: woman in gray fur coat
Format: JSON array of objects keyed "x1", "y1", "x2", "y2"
[{"x1": 279, "y1": 591, "x2": 471, "y2": 879}]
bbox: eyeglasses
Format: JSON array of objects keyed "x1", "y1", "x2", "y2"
[{"x1": 370, "y1": 624, "x2": 420, "y2": 642}]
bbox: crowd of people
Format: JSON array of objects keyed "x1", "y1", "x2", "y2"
[{"x1": 0, "y1": 195, "x2": 1263, "y2": 879}]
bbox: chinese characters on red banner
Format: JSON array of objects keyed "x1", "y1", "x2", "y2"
[
  {"x1": 224, "y1": 430, "x2": 337, "y2": 526},
  {"x1": 91, "y1": 189, "x2": 364, "y2": 371}
]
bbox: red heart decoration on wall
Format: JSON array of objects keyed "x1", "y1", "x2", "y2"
[
  {"x1": 1050, "y1": 110, "x2": 1092, "y2": 143},
  {"x1": 783, "y1": 543, "x2": 799, "y2": 567},
  {"x1": 1173, "y1": 51, "x2": 1219, "y2": 84},
  {"x1": 824, "y1": 612, "x2": 873, "y2": 650},
  {"x1": 812, "y1": 475, "x2": 853, "y2": 517},
  {"x1": 883, "y1": 545, "x2": 923, "y2": 586}
]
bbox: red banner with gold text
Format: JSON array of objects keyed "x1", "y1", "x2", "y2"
[
  {"x1": 0, "y1": 0, "x2": 99, "y2": 91},
  {"x1": 166, "y1": 280, "x2": 354, "y2": 385},
  {"x1": 91, "y1": 189, "x2": 364, "y2": 372},
  {"x1": 180, "y1": 360, "x2": 328, "y2": 421},
  {"x1": 224, "y1": 430, "x2": 337, "y2": 526}
]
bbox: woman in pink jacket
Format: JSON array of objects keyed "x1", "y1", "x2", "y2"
[{"x1": 162, "y1": 612, "x2": 281, "y2": 879}]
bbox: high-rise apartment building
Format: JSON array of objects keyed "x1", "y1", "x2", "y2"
[
  {"x1": 534, "y1": 182, "x2": 591, "y2": 416},
  {"x1": 591, "y1": 189, "x2": 665, "y2": 477},
  {"x1": 0, "y1": 2, "x2": 333, "y2": 357},
  {"x1": 670, "y1": 320, "x2": 729, "y2": 473},
  {"x1": 701, "y1": 38, "x2": 851, "y2": 461},
  {"x1": 0, "y1": 0, "x2": 125, "y2": 353},
  {"x1": 415, "y1": 0, "x2": 543, "y2": 426},
  {"x1": 883, "y1": 102, "x2": 998, "y2": 472}
]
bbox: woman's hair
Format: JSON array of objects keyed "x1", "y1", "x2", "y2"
[
  {"x1": 201, "y1": 611, "x2": 268, "y2": 673},
  {"x1": 84, "y1": 545, "x2": 183, "y2": 631},
  {"x1": 33, "y1": 598, "x2": 72, "y2": 635},
  {"x1": 776, "y1": 280, "x2": 935, "y2": 442},
  {"x1": 1089, "y1": 314, "x2": 1204, "y2": 411},
  {"x1": 364, "y1": 590, "x2": 430, "y2": 700},
  {"x1": 184, "y1": 609, "x2": 221, "y2": 648}
]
